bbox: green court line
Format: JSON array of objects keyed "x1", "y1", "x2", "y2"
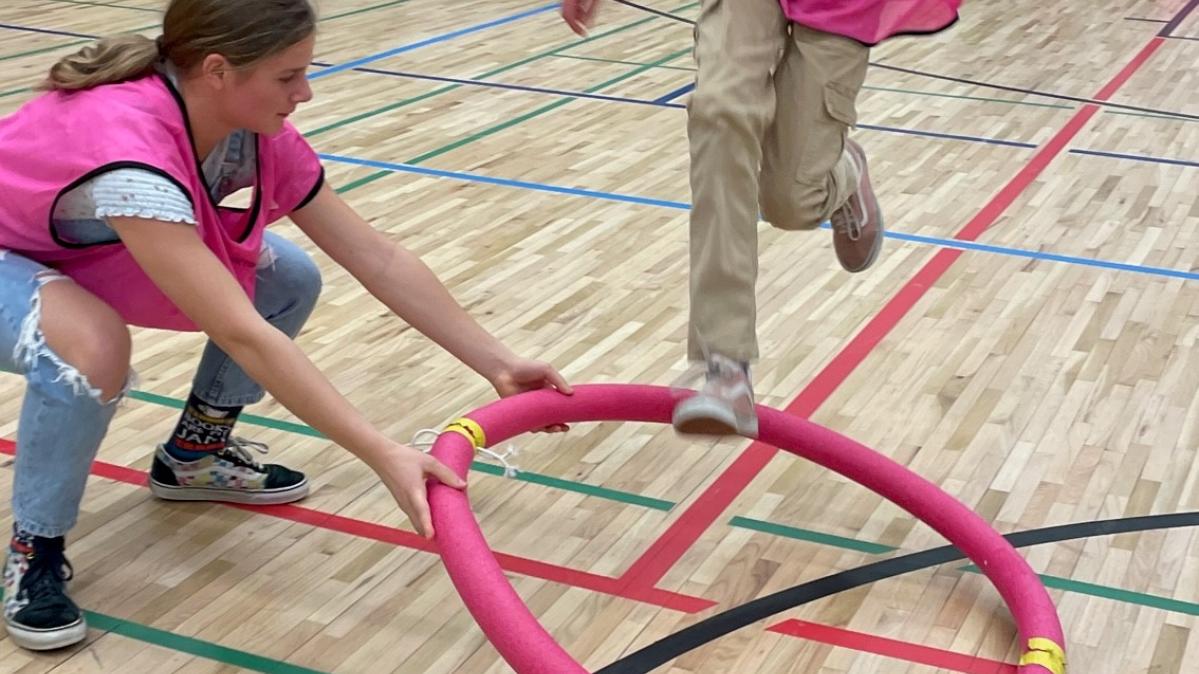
[
  {"x1": 555, "y1": 53, "x2": 698, "y2": 72},
  {"x1": 553, "y1": 54, "x2": 1076, "y2": 110},
  {"x1": 48, "y1": 0, "x2": 415, "y2": 19},
  {"x1": 30, "y1": 0, "x2": 408, "y2": 19},
  {"x1": 861, "y1": 84, "x2": 1075, "y2": 109},
  {"x1": 304, "y1": 1, "x2": 699, "y2": 138},
  {"x1": 0, "y1": 589, "x2": 325, "y2": 673},
  {"x1": 1104, "y1": 109, "x2": 1199, "y2": 123},
  {"x1": 406, "y1": 46, "x2": 691, "y2": 166},
  {"x1": 1, "y1": 38, "x2": 94, "y2": 62},
  {"x1": 87, "y1": 612, "x2": 328, "y2": 674},
  {"x1": 0, "y1": 0, "x2": 411, "y2": 65},
  {"x1": 43, "y1": 0, "x2": 159, "y2": 11},
  {"x1": 0, "y1": 22, "x2": 158, "y2": 62},
  {"x1": 337, "y1": 45, "x2": 693, "y2": 192},
  {"x1": 731, "y1": 514, "x2": 1199, "y2": 618},
  {"x1": 728, "y1": 516, "x2": 898, "y2": 555},
  {"x1": 335, "y1": 172, "x2": 388, "y2": 194},
  {"x1": 471, "y1": 461, "x2": 673, "y2": 510},
  {"x1": 126, "y1": 390, "x2": 674, "y2": 511},
  {"x1": 321, "y1": 0, "x2": 411, "y2": 21},
  {"x1": 128, "y1": 390, "x2": 318, "y2": 437},
  {"x1": 0, "y1": 86, "x2": 31, "y2": 98},
  {"x1": 311, "y1": 85, "x2": 450, "y2": 138},
  {"x1": 961, "y1": 565, "x2": 1199, "y2": 617}
]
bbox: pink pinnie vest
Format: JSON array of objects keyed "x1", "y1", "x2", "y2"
[
  {"x1": 0, "y1": 72, "x2": 324, "y2": 330},
  {"x1": 781, "y1": 0, "x2": 961, "y2": 45}
]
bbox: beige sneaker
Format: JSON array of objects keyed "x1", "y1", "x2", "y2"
[{"x1": 671, "y1": 354, "x2": 757, "y2": 437}]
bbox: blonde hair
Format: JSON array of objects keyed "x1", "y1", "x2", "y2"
[{"x1": 42, "y1": 0, "x2": 316, "y2": 92}]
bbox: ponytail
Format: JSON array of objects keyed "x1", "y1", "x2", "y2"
[{"x1": 41, "y1": 34, "x2": 159, "y2": 92}]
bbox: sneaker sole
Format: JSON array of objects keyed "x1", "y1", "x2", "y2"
[
  {"x1": 672, "y1": 396, "x2": 758, "y2": 437},
  {"x1": 149, "y1": 478, "x2": 309, "y2": 505},
  {"x1": 5, "y1": 616, "x2": 87, "y2": 651}
]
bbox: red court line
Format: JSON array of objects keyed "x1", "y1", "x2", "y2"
[
  {"x1": 770, "y1": 619, "x2": 1017, "y2": 674},
  {"x1": 0, "y1": 440, "x2": 713, "y2": 614},
  {"x1": 616, "y1": 36, "x2": 1166, "y2": 591},
  {"x1": 11, "y1": 441, "x2": 1021, "y2": 670}
]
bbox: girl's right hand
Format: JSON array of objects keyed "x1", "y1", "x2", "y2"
[{"x1": 370, "y1": 443, "x2": 466, "y2": 539}]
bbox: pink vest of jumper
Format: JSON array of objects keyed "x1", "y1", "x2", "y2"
[
  {"x1": 0, "y1": 73, "x2": 323, "y2": 330},
  {"x1": 781, "y1": 0, "x2": 961, "y2": 45}
]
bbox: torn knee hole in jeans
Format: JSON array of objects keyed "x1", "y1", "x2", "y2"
[
  {"x1": 13, "y1": 272, "x2": 135, "y2": 405},
  {"x1": 257, "y1": 243, "x2": 278, "y2": 271}
]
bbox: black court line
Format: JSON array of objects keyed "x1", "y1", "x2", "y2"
[
  {"x1": 0, "y1": 21, "x2": 96, "y2": 39},
  {"x1": 1160, "y1": 0, "x2": 1199, "y2": 36},
  {"x1": 606, "y1": 1, "x2": 1199, "y2": 122},
  {"x1": 596, "y1": 512, "x2": 1199, "y2": 673},
  {"x1": 866, "y1": 62, "x2": 1199, "y2": 121}
]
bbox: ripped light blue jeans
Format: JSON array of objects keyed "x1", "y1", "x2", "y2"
[{"x1": 0, "y1": 231, "x2": 321, "y2": 538}]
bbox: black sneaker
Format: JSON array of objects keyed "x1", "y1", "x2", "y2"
[
  {"x1": 149, "y1": 438, "x2": 309, "y2": 505},
  {"x1": 3, "y1": 529, "x2": 87, "y2": 650}
]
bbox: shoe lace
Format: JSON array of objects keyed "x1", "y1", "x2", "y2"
[
  {"x1": 219, "y1": 437, "x2": 270, "y2": 470},
  {"x1": 831, "y1": 142, "x2": 869, "y2": 241},
  {"x1": 670, "y1": 348, "x2": 752, "y2": 397},
  {"x1": 20, "y1": 541, "x2": 73, "y2": 603},
  {"x1": 830, "y1": 201, "x2": 863, "y2": 241}
]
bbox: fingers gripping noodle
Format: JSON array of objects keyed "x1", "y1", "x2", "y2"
[{"x1": 426, "y1": 384, "x2": 1065, "y2": 673}]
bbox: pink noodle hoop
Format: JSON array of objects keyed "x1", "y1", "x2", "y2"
[{"x1": 428, "y1": 384, "x2": 1065, "y2": 674}]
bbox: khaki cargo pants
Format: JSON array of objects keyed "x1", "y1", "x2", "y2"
[{"x1": 687, "y1": 0, "x2": 870, "y2": 362}]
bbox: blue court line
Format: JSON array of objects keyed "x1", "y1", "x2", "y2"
[
  {"x1": 318, "y1": 152, "x2": 1199, "y2": 283},
  {"x1": 321, "y1": 152, "x2": 691, "y2": 209},
  {"x1": 654, "y1": 82, "x2": 694, "y2": 104},
  {"x1": 0, "y1": 5, "x2": 560, "y2": 82},
  {"x1": 308, "y1": 2, "x2": 559, "y2": 80},
  {"x1": 881, "y1": 230, "x2": 1199, "y2": 281},
  {"x1": 1069, "y1": 148, "x2": 1199, "y2": 168}
]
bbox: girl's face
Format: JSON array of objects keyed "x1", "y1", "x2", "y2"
[{"x1": 206, "y1": 33, "x2": 315, "y2": 135}]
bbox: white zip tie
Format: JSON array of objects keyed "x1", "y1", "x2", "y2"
[{"x1": 411, "y1": 428, "x2": 521, "y2": 478}]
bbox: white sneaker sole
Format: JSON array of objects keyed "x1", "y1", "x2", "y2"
[
  {"x1": 672, "y1": 395, "x2": 758, "y2": 437},
  {"x1": 5, "y1": 615, "x2": 87, "y2": 651},
  {"x1": 149, "y1": 478, "x2": 309, "y2": 505}
]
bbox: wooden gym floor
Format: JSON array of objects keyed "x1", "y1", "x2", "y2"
[{"x1": 1, "y1": 0, "x2": 1199, "y2": 671}]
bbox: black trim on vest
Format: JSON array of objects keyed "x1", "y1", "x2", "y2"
[
  {"x1": 157, "y1": 72, "x2": 264, "y2": 243},
  {"x1": 295, "y1": 166, "x2": 326, "y2": 212},
  {"x1": 48, "y1": 162, "x2": 196, "y2": 249},
  {"x1": 238, "y1": 132, "x2": 264, "y2": 242}
]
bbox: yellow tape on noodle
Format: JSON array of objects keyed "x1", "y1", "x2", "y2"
[
  {"x1": 1018, "y1": 637, "x2": 1065, "y2": 674},
  {"x1": 443, "y1": 417, "x2": 486, "y2": 450}
]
